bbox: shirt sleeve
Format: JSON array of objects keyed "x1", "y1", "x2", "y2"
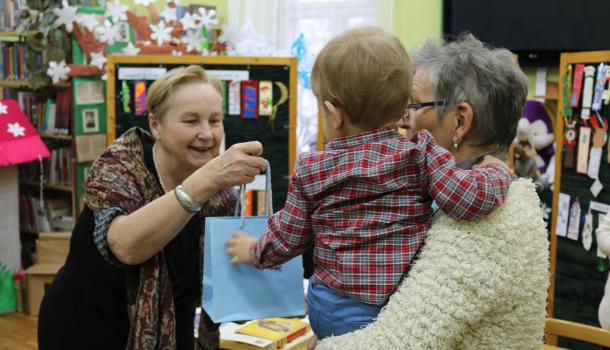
[
  {"x1": 249, "y1": 158, "x2": 313, "y2": 268},
  {"x1": 414, "y1": 130, "x2": 512, "y2": 220}
]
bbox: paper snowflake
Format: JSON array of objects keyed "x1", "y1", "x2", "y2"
[
  {"x1": 52, "y1": 0, "x2": 78, "y2": 33},
  {"x1": 121, "y1": 42, "x2": 141, "y2": 56},
  {"x1": 182, "y1": 29, "x2": 203, "y2": 53},
  {"x1": 76, "y1": 13, "x2": 99, "y2": 31},
  {"x1": 171, "y1": 49, "x2": 183, "y2": 56},
  {"x1": 0, "y1": 102, "x2": 7, "y2": 115},
  {"x1": 160, "y1": 6, "x2": 177, "y2": 22},
  {"x1": 105, "y1": 0, "x2": 128, "y2": 23},
  {"x1": 150, "y1": 20, "x2": 172, "y2": 46},
  {"x1": 96, "y1": 20, "x2": 121, "y2": 45},
  {"x1": 7, "y1": 122, "x2": 25, "y2": 138},
  {"x1": 47, "y1": 60, "x2": 71, "y2": 84},
  {"x1": 196, "y1": 7, "x2": 218, "y2": 30},
  {"x1": 90, "y1": 52, "x2": 107, "y2": 69},
  {"x1": 134, "y1": 0, "x2": 153, "y2": 6},
  {"x1": 179, "y1": 12, "x2": 197, "y2": 31}
]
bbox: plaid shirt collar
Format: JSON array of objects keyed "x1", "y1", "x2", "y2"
[{"x1": 325, "y1": 127, "x2": 401, "y2": 151}]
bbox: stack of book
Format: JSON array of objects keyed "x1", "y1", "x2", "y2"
[{"x1": 220, "y1": 317, "x2": 313, "y2": 350}]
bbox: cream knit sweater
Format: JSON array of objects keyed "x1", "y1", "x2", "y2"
[{"x1": 317, "y1": 179, "x2": 549, "y2": 350}]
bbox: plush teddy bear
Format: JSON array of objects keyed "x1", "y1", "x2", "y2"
[{"x1": 513, "y1": 101, "x2": 556, "y2": 188}]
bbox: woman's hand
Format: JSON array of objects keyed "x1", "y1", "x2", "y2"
[
  {"x1": 183, "y1": 141, "x2": 267, "y2": 203},
  {"x1": 307, "y1": 336, "x2": 318, "y2": 350},
  {"x1": 226, "y1": 231, "x2": 257, "y2": 264}
]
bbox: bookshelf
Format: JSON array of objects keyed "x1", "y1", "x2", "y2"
[{"x1": 1, "y1": 31, "x2": 79, "y2": 268}]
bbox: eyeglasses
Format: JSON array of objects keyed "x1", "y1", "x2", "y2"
[{"x1": 402, "y1": 100, "x2": 446, "y2": 121}]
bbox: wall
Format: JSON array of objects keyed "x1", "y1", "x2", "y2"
[{"x1": 392, "y1": 0, "x2": 442, "y2": 50}]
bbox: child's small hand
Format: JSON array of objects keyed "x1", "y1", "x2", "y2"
[{"x1": 226, "y1": 231, "x2": 257, "y2": 265}]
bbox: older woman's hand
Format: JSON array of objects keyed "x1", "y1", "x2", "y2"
[{"x1": 183, "y1": 141, "x2": 267, "y2": 202}]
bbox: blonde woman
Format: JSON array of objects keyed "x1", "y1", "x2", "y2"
[{"x1": 38, "y1": 65, "x2": 266, "y2": 350}]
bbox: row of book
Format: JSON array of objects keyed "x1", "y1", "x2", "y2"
[
  {"x1": 0, "y1": 0, "x2": 22, "y2": 32},
  {"x1": 19, "y1": 145, "x2": 74, "y2": 186},
  {"x1": 19, "y1": 195, "x2": 73, "y2": 233},
  {"x1": 14, "y1": 90, "x2": 73, "y2": 135},
  {"x1": 0, "y1": 42, "x2": 39, "y2": 81}
]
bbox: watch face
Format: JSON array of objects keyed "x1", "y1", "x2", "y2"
[{"x1": 566, "y1": 129, "x2": 577, "y2": 142}]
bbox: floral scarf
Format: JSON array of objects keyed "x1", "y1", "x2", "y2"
[{"x1": 85, "y1": 128, "x2": 235, "y2": 349}]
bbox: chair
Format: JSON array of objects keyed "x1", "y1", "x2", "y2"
[{"x1": 542, "y1": 317, "x2": 610, "y2": 349}]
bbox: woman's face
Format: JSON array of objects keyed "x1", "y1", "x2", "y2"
[
  {"x1": 400, "y1": 69, "x2": 456, "y2": 152},
  {"x1": 154, "y1": 82, "x2": 224, "y2": 173}
]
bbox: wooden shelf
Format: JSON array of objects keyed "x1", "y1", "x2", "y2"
[
  {"x1": 0, "y1": 80, "x2": 71, "y2": 88},
  {"x1": 21, "y1": 181, "x2": 73, "y2": 193},
  {"x1": 39, "y1": 132, "x2": 72, "y2": 141}
]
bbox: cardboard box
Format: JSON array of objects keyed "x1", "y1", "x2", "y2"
[{"x1": 26, "y1": 232, "x2": 70, "y2": 316}]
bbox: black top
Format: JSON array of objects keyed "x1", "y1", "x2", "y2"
[{"x1": 38, "y1": 139, "x2": 201, "y2": 350}]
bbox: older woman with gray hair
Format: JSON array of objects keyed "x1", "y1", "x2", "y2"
[{"x1": 314, "y1": 34, "x2": 550, "y2": 350}]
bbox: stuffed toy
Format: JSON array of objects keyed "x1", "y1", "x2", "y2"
[
  {"x1": 598, "y1": 211, "x2": 610, "y2": 330},
  {"x1": 512, "y1": 118, "x2": 540, "y2": 180},
  {"x1": 522, "y1": 100, "x2": 555, "y2": 174}
]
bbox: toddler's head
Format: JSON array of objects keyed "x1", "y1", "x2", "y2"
[{"x1": 312, "y1": 26, "x2": 412, "y2": 138}]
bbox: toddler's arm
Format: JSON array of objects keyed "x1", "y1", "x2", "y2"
[
  {"x1": 247, "y1": 160, "x2": 314, "y2": 268},
  {"x1": 416, "y1": 131, "x2": 512, "y2": 220}
]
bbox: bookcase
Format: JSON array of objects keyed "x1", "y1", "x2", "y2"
[{"x1": 0, "y1": 31, "x2": 77, "y2": 267}]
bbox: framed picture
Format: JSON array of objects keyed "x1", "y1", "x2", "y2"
[
  {"x1": 82, "y1": 108, "x2": 100, "y2": 133},
  {"x1": 116, "y1": 22, "x2": 130, "y2": 43},
  {"x1": 75, "y1": 80, "x2": 104, "y2": 105}
]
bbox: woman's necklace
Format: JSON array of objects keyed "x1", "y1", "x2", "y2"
[{"x1": 152, "y1": 143, "x2": 168, "y2": 193}]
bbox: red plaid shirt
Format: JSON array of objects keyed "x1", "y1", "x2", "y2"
[{"x1": 250, "y1": 128, "x2": 512, "y2": 305}]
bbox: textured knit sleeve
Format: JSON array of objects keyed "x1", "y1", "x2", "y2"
[
  {"x1": 249, "y1": 157, "x2": 313, "y2": 268},
  {"x1": 318, "y1": 180, "x2": 549, "y2": 350},
  {"x1": 414, "y1": 130, "x2": 512, "y2": 220}
]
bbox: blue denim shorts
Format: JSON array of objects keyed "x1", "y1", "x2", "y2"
[{"x1": 306, "y1": 283, "x2": 385, "y2": 339}]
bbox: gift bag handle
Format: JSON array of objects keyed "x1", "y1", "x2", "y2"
[{"x1": 235, "y1": 160, "x2": 273, "y2": 228}]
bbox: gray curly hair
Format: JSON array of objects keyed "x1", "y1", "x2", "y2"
[{"x1": 411, "y1": 34, "x2": 528, "y2": 151}]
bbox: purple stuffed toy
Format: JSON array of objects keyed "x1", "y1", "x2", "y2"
[{"x1": 521, "y1": 100, "x2": 555, "y2": 175}]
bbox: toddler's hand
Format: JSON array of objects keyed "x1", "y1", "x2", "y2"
[{"x1": 226, "y1": 231, "x2": 257, "y2": 265}]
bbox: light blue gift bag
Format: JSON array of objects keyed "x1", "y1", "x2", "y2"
[{"x1": 202, "y1": 163, "x2": 305, "y2": 323}]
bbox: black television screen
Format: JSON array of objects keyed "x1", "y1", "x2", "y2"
[{"x1": 443, "y1": 0, "x2": 610, "y2": 66}]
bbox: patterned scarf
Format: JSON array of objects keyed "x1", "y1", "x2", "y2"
[{"x1": 85, "y1": 128, "x2": 235, "y2": 349}]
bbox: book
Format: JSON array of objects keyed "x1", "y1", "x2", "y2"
[
  {"x1": 237, "y1": 318, "x2": 310, "y2": 347},
  {"x1": 220, "y1": 322, "x2": 277, "y2": 350},
  {"x1": 281, "y1": 330, "x2": 314, "y2": 350}
]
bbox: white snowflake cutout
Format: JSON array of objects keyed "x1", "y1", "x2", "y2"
[
  {"x1": 182, "y1": 29, "x2": 203, "y2": 53},
  {"x1": 52, "y1": 0, "x2": 78, "y2": 33},
  {"x1": 160, "y1": 5, "x2": 177, "y2": 22},
  {"x1": 0, "y1": 101, "x2": 7, "y2": 115},
  {"x1": 179, "y1": 12, "x2": 197, "y2": 31},
  {"x1": 96, "y1": 20, "x2": 121, "y2": 45},
  {"x1": 197, "y1": 7, "x2": 218, "y2": 30},
  {"x1": 150, "y1": 20, "x2": 173, "y2": 46},
  {"x1": 134, "y1": 0, "x2": 153, "y2": 6},
  {"x1": 90, "y1": 52, "x2": 107, "y2": 69},
  {"x1": 76, "y1": 13, "x2": 99, "y2": 31},
  {"x1": 47, "y1": 60, "x2": 71, "y2": 84},
  {"x1": 7, "y1": 122, "x2": 25, "y2": 138},
  {"x1": 121, "y1": 42, "x2": 141, "y2": 56},
  {"x1": 171, "y1": 49, "x2": 183, "y2": 56},
  {"x1": 105, "y1": 0, "x2": 128, "y2": 23}
]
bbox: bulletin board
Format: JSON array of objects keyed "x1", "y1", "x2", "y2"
[
  {"x1": 106, "y1": 55, "x2": 298, "y2": 209},
  {"x1": 549, "y1": 50, "x2": 610, "y2": 348}
]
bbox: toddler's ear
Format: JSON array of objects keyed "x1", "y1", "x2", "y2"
[{"x1": 323, "y1": 101, "x2": 345, "y2": 130}]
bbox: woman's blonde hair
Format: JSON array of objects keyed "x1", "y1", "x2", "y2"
[
  {"x1": 311, "y1": 26, "x2": 412, "y2": 129},
  {"x1": 147, "y1": 65, "x2": 222, "y2": 121}
]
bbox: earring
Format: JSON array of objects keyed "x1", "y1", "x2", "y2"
[{"x1": 453, "y1": 137, "x2": 459, "y2": 149}]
